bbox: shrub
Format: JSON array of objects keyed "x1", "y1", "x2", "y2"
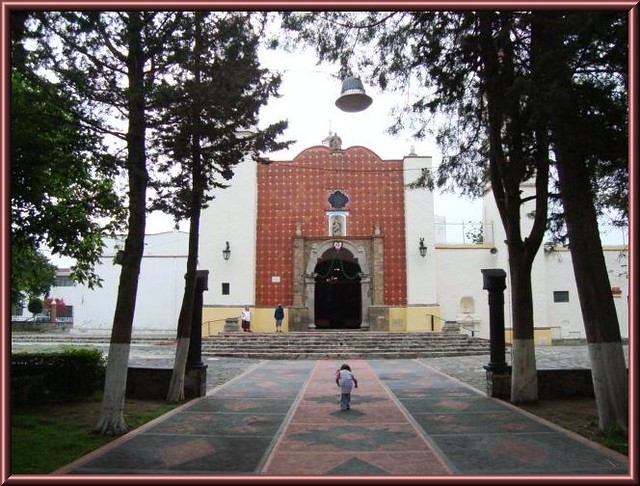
[
  {"x1": 27, "y1": 297, "x2": 43, "y2": 316},
  {"x1": 12, "y1": 347, "x2": 106, "y2": 405}
]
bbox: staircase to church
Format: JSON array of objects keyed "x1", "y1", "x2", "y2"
[
  {"x1": 201, "y1": 331, "x2": 491, "y2": 359},
  {"x1": 12, "y1": 330, "x2": 492, "y2": 360}
]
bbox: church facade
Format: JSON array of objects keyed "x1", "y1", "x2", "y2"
[
  {"x1": 197, "y1": 138, "x2": 629, "y2": 344},
  {"x1": 35, "y1": 138, "x2": 628, "y2": 343}
]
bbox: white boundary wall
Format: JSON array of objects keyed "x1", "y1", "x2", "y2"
[{"x1": 49, "y1": 231, "x2": 188, "y2": 334}]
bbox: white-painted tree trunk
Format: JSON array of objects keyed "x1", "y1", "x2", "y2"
[
  {"x1": 510, "y1": 338, "x2": 539, "y2": 403},
  {"x1": 588, "y1": 342, "x2": 628, "y2": 434},
  {"x1": 95, "y1": 343, "x2": 131, "y2": 435},
  {"x1": 166, "y1": 337, "x2": 190, "y2": 403}
]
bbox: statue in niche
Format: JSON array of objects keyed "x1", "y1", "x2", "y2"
[{"x1": 331, "y1": 216, "x2": 343, "y2": 236}]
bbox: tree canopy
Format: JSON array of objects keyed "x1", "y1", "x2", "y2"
[
  {"x1": 149, "y1": 11, "x2": 290, "y2": 220},
  {"x1": 279, "y1": 11, "x2": 628, "y2": 226},
  {"x1": 10, "y1": 67, "x2": 124, "y2": 305}
]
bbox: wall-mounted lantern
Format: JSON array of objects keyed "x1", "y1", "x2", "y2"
[
  {"x1": 222, "y1": 241, "x2": 231, "y2": 261},
  {"x1": 419, "y1": 237, "x2": 427, "y2": 257}
]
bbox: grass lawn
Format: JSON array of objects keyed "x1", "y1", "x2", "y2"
[{"x1": 11, "y1": 394, "x2": 179, "y2": 475}]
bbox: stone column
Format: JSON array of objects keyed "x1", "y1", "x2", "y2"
[
  {"x1": 186, "y1": 270, "x2": 208, "y2": 398},
  {"x1": 292, "y1": 234, "x2": 305, "y2": 307},
  {"x1": 481, "y1": 268, "x2": 509, "y2": 373},
  {"x1": 372, "y1": 230, "x2": 384, "y2": 305}
]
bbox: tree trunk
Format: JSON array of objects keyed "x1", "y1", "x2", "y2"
[
  {"x1": 166, "y1": 210, "x2": 200, "y2": 402},
  {"x1": 478, "y1": 12, "x2": 547, "y2": 404},
  {"x1": 95, "y1": 12, "x2": 148, "y2": 435},
  {"x1": 507, "y1": 247, "x2": 539, "y2": 403},
  {"x1": 554, "y1": 148, "x2": 628, "y2": 434},
  {"x1": 538, "y1": 11, "x2": 628, "y2": 435},
  {"x1": 166, "y1": 14, "x2": 204, "y2": 402}
]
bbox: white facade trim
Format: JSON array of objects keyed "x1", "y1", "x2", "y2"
[{"x1": 403, "y1": 155, "x2": 437, "y2": 305}]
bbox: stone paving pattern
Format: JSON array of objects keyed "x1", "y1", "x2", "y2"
[{"x1": 49, "y1": 344, "x2": 630, "y2": 478}]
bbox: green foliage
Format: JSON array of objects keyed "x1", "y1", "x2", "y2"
[
  {"x1": 464, "y1": 222, "x2": 484, "y2": 245},
  {"x1": 10, "y1": 66, "x2": 125, "y2": 299},
  {"x1": 542, "y1": 12, "x2": 628, "y2": 235},
  {"x1": 148, "y1": 12, "x2": 291, "y2": 220},
  {"x1": 279, "y1": 11, "x2": 628, "y2": 231},
  {"x1": 11, "y1": 246, "x2": 56, "y2": 307},
  {"x1": 11, "y1": 347, "x2": 106, "y2": 405},
  {"x1": 27, "y1": 296, "x2": 44, "y2": 316}
]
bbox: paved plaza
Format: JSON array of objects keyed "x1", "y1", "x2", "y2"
[{"x1": 38, "y1": 342, "x2": 630, "y2": 478}]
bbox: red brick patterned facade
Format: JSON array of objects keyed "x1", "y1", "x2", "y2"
[{"x1": 256, "y1": 145, "x2": 407, "y2": 307}]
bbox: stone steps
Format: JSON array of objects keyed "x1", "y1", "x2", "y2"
[
  {"x1": 11, "y1": 331, "x2": 492, "y2": 360},
  {"x1": 201, "y1": 331, "x2": 490, "y2": 359},
  {"x1": 10, "y1": 333, "x2": 175, "y2": 345},
  {"x1": 201, "y1": 350, "x2": 489, "y2": 359}
]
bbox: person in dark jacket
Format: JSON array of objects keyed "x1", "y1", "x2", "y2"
[{"x1": 274, "y1": 303, "x2": 285, "y2": 333}]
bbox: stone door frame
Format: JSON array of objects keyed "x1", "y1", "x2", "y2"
[{"x1": 292, "y1": 236, "x2": 384, "y2": 329}]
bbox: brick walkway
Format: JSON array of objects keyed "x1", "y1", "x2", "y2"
[{"x1": 53, "y1": 356, "x2": 629, "y2": 478}]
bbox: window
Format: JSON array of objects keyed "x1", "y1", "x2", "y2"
[
  {"x1": 222, "y1": 283, "x2": 230, "y2": 295},
  {"x1": 54, "y1": 275, "x2": 74, "y2": 287},
  {"x1": 553, "y1": 291, "x2": 569, "y2": 303}
]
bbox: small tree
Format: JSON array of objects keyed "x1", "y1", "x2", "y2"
[
  {"x1": 464, "y1": 222, "x2": 484, "y2": 244},
  {"x1": 27, "y1": 297, "x2": 43, "y2": 318},
  {"x1": 10, "y1": 244, "x2": 56, "y2": 308}
]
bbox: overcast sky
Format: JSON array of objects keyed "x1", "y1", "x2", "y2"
[
  {"x1": 146, "y1": 43, "x2": 626, "y2": 246},
  {"x1": 147, "y1": 44, "x2": 485, "y2": 234}
]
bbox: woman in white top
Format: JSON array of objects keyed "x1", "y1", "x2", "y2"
[{"x1": 241, "y1": 306, "x2": 252, "y2": 332}]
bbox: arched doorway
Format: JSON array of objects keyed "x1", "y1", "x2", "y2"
[{"x1": 313, "y1": 246, "x2": 362, "y2": 329}]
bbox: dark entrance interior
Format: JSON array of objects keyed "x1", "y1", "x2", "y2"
[{"x1": 314, "y1": 254, "x2": 362, "y2": 329}]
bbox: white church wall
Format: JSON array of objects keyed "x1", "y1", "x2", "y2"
[
  {"x1": 541, "y1": 247, "x2": 629, "y2": 340},
  {"x1": 542, "y1": 248, "x2": 584, "y2": 339},
  {"x1": 481, "y1": 180, "x2": 554, "y2": 335},
  {"x1": 199, "y1": 156, "x2": 257, "y2": 308},
  {"x1": 403, "y1": 155, "x2": 438, "y2": 304},
  {"x1": 481, "y1": 182, "x2": 628, "y2": 341},
  {"x1": 606, "y1": 248, "x2": 630, "y2": 339},
  {"x1": 52, "y1": 258, "x2": 121, "y2": 331},
  {"x1": 434, "y1": 246, "x2": 505, "y2": 338}
]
